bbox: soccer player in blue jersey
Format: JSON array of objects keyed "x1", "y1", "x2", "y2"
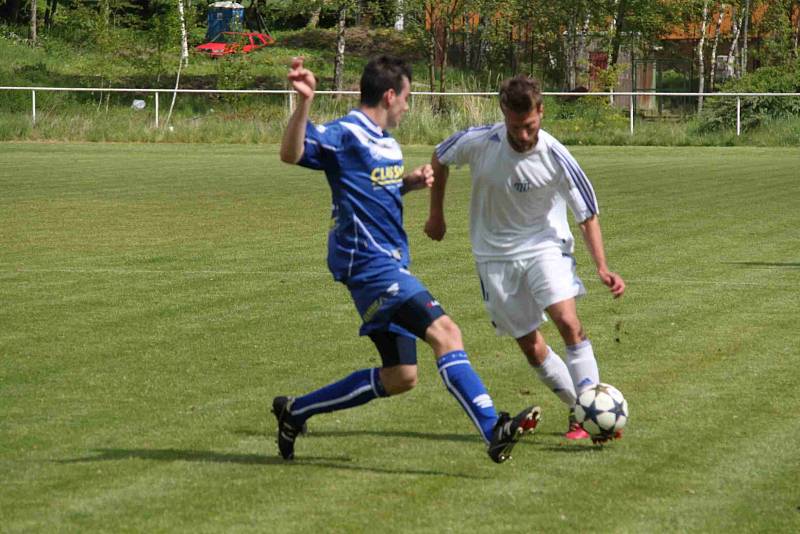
[
  {"x1": 272, "y1": 56, "x2": 541, "y2": 463},
  {"x1": 425, "y1": 75, "x2": 626, "y2": 443}
]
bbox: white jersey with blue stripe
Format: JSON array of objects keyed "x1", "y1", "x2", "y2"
[
  {"x1": 299, "y1": 110, "x2": 409, "y2": 281},
  {"x1": 435, "y1": 124, "x2": 598, "y2": 262}
]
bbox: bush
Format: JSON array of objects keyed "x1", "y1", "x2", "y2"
[
  {"x1": 696, "y1": 63, "x2": 800, "y2": 132},
  {"x1": 545, "y1": 96, "x2": 628, "y2": 130}
]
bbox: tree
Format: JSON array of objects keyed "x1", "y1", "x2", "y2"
[
  {"x1": 0, "y1": 0, "x2": 24, "y2": 23},
  {"x1": 708, "y1": 3, "x2": 725, "y2": 92},
  {"x1": 725, "y1": 2, "x2": 742, "y2": 79},
  {"x1": 740, "y1": 0, "x2": 750, "y2": 74},
  {"x1": 43, "y1": 0, "x2": 57, "y2": 28},
  {"x1": 754, "y1": 0, "x2": 799, "y2": 66},
  {"x1": 30, "y1": 0, "x2": 37, "y2": 44},
  {"x1": 608, "y1": 0, "x2": 628, "y2": 67},
  {"x1": 795, "y1": 1, "x2": 800, "y2": 58},
  {"x1": 333, "y1": 1, "x2": 348, "y2": 91},
  {"x1": 403, "y1": 0, "x2": 465, "y2": 97},
  {"x1": 697, "y1": 0, "x2": 709, "y2": 112},
  {"x1": 605, "y1": 0, "x2": 676, "y2": 68},
  {"x1": 177, "y1": 0, "x2": 188, "y2": 66}
]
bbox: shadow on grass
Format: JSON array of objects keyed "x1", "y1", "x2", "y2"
[
  {"x1": 59, "y1": 448, "x2": 487, "y2": 479},
  {"x1": 234, "y1": 427, "x2": 479, "y2": 443},
  {"x1": 238, "y1": 427, "x2": 610, "y2": 454},
  {"x1": 725, "y1": 261, "x2": 800, "y2": 269},
  {"x1": 533, "y1": 444, "x2": 608, "y2": 454}
]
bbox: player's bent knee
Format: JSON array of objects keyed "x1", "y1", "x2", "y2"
[
  {"x1": 425, "y1": 315, "x2": 463, "y2": 353},
  {"x1": 380, "y1": 365, "x2": 418, "y2": 395},
  {"x1": 555, "y1": 317, "x2": 584, "y2": 344}
]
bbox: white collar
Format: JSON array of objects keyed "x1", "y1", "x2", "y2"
[{"x1": 348, "y1": 109, "x2": 384, "y2": 136}]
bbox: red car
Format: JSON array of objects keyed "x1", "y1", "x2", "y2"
[{"x1": 195, "y1": 32, "x2": 275, "y2": 57}]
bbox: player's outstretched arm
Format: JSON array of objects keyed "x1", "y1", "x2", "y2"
[
  {"x1": 401, "y1": 164, "x2": 434, "y2": 195},
  {"x1": 425, "y1": 154, "x2": 450, "y2": 241},
  {"x1": 578, "y1": 215, "x2": 625, "y2": 298},
  {"x1": 280, "y1": 57, "x2": 316, "y2": 164}
]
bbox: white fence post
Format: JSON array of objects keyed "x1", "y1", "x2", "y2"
[
  {"x1": 154, "y1": 92, "x2": 159, "y2": 129},
  {"x1": 629, "y1": 95, "x2": 634, "y2": 135},
  {"x1": 736, "y1": 97, "x2": 741, "y2": 136},
  {"x1": 31, "y1": 90, "x2": 36, "y2": 126}
]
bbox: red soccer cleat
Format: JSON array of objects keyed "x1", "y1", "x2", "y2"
[{"x1": 565, "y1": 421, "x2": 591, "y2": 440}]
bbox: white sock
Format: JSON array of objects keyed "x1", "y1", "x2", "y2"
[
  {"x1": 532, "y1": 347, "x2": 577, "y2": 407},
  {"x1": 566, "y1": 339, "x2": 600, "y2": 393}
]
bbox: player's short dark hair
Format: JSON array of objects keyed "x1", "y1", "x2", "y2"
[
  {"x1": 360, "y1": 56, "x2": 412, "y2": 107},
  {"x1": 499, "y1": 75, "x2": 543, "y2": 114}
]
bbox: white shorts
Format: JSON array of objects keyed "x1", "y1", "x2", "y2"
[{"x1": 476, "y1": 251, "x2": 586, "y2": 338}]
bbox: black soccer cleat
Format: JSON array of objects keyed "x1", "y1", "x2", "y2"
[
  {"x1": 272, "y1": 396, "x2": 305, "y2": 460},
  {"x1": 591, "y1": 429, "x2": 624, "y2": 445},
  {"x1": 487, "y1": 405, "x2": 541, "y2": 463}
]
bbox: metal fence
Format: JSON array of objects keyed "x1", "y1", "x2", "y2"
[{"x1": 2, "y1": 86, "x2": 800, "y2": 136}]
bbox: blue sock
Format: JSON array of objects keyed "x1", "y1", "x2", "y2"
[
  {"x1": 437, "y1": 351, "x2": 498, "y2": 443},
  {"x1": 288, "y1": 368, "x2": 388, "y2": 426}
]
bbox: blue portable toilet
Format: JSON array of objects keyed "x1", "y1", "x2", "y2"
[{"x1": 205, "y1": 2, "x2": 245, "y2": 41}]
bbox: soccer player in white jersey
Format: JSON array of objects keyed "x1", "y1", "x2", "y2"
[
  {"x1": 425, "y1": 75, "x2": 626, "y2": 442},
  {"x1": 273, "y1": 57, "x2": 540, "y2": 463}
]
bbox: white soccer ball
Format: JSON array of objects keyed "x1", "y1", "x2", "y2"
[{"x1": 573, "y1": 383, "x2": 628, "y2": 439}]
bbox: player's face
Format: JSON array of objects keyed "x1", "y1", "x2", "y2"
[
  {"x1": 385, "y1": 77, "x2": 411, "y2": 129},
  {"x1": 503, "y1": 104, "x2": 543, "y2": 152}
]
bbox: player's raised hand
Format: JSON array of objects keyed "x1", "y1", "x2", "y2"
[
  {"x1": 598, "y1": 269, "x2": 625, "y2": 298},
  {"x1": 287, "y1": 57, "x2": 316, "y2": 100}
]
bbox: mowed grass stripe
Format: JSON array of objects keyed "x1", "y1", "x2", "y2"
[{"x1": 1, "y1": 143, "x2": 799, "y2": 532}]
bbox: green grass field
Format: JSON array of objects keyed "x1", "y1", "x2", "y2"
[{"x1": 2, "y1": 143, "x2": 799, "y2": 532}]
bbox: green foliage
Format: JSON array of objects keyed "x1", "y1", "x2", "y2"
[
  {"x1": 546, "y1": 95, "x2": 629, "y2": 129},
  {"x1": 215, "y1": 54, "x2": 255, "y2": 92},
  {"x1": 752, "y1": 0, "x2": 798, "y2": 67},
  {"x1": 147, "y1": 0, "x2": 184, "y2": 80},
  {"x1": 696, "y1": 63, "x2": 800, "y2": 132}
]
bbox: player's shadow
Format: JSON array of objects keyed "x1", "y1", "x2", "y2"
[
  {"x1": 235, "y1": 427, "x2": 478, "y2": 443},
  {"x1": 59, "y1": 448, "x2": 486, "y2": 479},
  {"x1": 529, "y1": 431, "x2": 610, "y2": 453},
  {"x1": 535, "y1": 444, "x2": 608, "y2": 454},
  {"x1": 725, "y1": 261, "x2": 800, "y2": 269}
]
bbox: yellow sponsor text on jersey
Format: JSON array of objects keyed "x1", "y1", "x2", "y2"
[{"x1": 370, "y1": 165, "x2": 404, "y2": 187}]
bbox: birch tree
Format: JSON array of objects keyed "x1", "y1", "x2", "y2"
[
  {"x1": 726, "y1": 4, "x2": 742, "y2": 78},
  {"x1": 708, "y1": 2, "x2": 725, "y2": 92},
  {"x1": 333, "y1": 2, "x2": 348, "y2": 91},
  {"x1": 177, "y1": 0, "x2": 188, "y2": 67},
  {"x1": 740, "y1": 0, "x2": 750, "y2": 74},
  {"x1": 697, "y1": 0, "x2": 709, "y2": 112}
]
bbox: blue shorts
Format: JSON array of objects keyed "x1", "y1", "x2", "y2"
[{"x1": 346, "y1": 266, "x2": 445, "y2": 338}]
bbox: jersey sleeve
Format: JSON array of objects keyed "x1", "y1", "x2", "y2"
[
  {"x1": 434, "y1": 126, "x2": 491, "y2": 167},
  {"x1": 548, "y1": 139, "x2": 599, "y2": 222},
  {"x1": 298, "y1": 121, "x2": 342, "y2": 171}
]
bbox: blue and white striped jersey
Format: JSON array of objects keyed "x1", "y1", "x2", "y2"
[
  {"x1": 299, "y1": 110, "x2": 409, "y2": 281},
  {"x1": 436, "y1": 124, "x2": 598, "y2": 262}
]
